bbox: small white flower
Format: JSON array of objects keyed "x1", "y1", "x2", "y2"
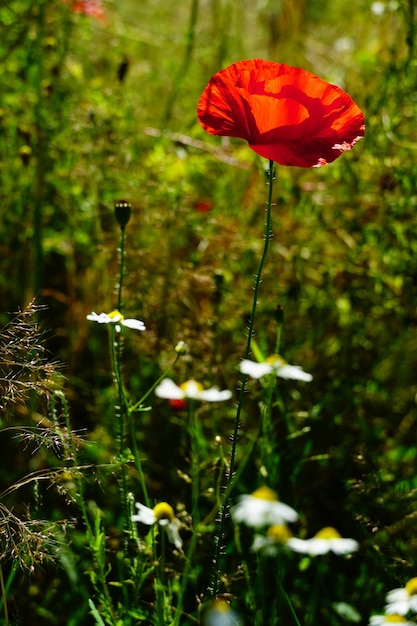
[
  {"x1": 155, "y1": 378, "x2": 232, "y2": 402},
  {"x1": 369, "y1": 615, "x2": 414, "y2": 626},
  {"x1": 252, "y1": 523, "x2": 294, "y2": 556},
  {"x1": 231, "y1": 486, "x2": 298, "y2": 529},
  {"x1": 87, "y1": 310, "x2": 145, "y2": 331},
  {"x1": 385, "y1": 578, "x2": 417, "y2": 616},
  {"x1": 203, "y1": 599, "x2": 243, "y2": 626},
  {"x1": 288, "y1": 527, "x2": 359, "y2": 556},
  {"x1": 132, "y1": 501, "x2": 182, "y2": 550},
  {"x1": 240, "y1": 354, "x2": 312, "y2": 382}
]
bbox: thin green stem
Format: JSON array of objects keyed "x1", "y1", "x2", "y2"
[
  {"x1": 259, "y1": 374, "x2": 276, "y2": 479},
  {"x1": 210, "y1": 160, "x2": 275, "y2": 596},
  {"x1": 155, "y1": 526, "x2": 167, "y2": 626},
  {"x1": 127, "y1": 352, "x2": 182, "y2": 508},
  {"x1": 117, "y1": 227, "x2": 126, "y2": 314},
  {"x1": 129, "y1": 353, "x2": 181, "y2": 413},
  {"x1": 0, "y1": 564, "x2": 9, "y2": 626},
  {"x1": 277, "y1": 576, "x2": 302, "y2": 626},
  {"x1": 110, "y1": 323, "x2": 130, "y2": 537},
  {"x1": 171, "y1": 403, "x2": 200, "y2": 626}
]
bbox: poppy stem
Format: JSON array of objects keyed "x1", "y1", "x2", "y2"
[{"x1": 209, "y1": 159, "x2": 275, "y2": 597}]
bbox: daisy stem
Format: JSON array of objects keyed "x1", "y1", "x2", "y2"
[
  {"x1": 172, "y1": 403, "x2": 200, "y2": 626},
  {"x1": 110, "y1": 324, "x2": 130, "y2": 535},
  {"x1": 210, "y1": 159, "x2": 275, "y2": 597},
  {"x1": 112, "y1": 219, "x2": 130, "y2": 535},
  {"x1": 189, "y1": 401, "x2": 200, "y2": 525},
  {"x1": 155, "y1": 526, "x2": 167, "y2": 626},
  {"x1": 117, "y1": 222, "x2": 127, "y2": 314},
  {"x1": 259, "y1": 374, "x2": 276, "y2": 480}
]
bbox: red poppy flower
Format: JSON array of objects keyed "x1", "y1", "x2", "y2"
[
  {"x1": 70, "y1": 0, "x2": 105, "y2": 22},
  {"x1": 197, "y1": 59, "x2": 365, "y2": 168}
]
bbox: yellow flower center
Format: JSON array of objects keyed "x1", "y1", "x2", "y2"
[
  {"x1": 268, "y1": 524, "x2": 292, "y2": 542},
  {"x1": 153, "y1": 502, "x2": 175, "y2": 522},
  {"x1": 314, "y1": 527, "x2": 342, "y2": 540},
  {"x1": 209, "y1": 599, "x2": 231, "y2": 614},
  {"x1": 385, "y1": 616, "x2": 408, "y2": 623},
  {"x1": 108, "y1": 310, "x2": 124, "y2": 322},
  {"x1": 405, "y1": 577, "x2": 417, "y2": 596},
  {"x1": 251, "y1": 486, "x2": 278, "y2": 501},
  {"x1": 265, "y1": 354, "x2": 286, "y2": 367},
  {"x1": 180, "y1": 380, "x2": 203, "y2": 395}
]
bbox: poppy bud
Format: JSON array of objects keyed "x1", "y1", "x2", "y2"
[{"x1": 114, "y1": 200, "x2": 131, "y2": 230}]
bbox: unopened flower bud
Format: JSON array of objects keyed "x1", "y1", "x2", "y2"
[
  {"x1": 175, "y1": 341, "x2": 188, "y2": 355},
  {"x1": 114, "y1": 200, "x2": 132, "y2": 230}
]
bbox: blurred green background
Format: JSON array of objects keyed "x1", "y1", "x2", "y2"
[{"x1": 1, "y1": 0, "x2": 417, "y2": 624}]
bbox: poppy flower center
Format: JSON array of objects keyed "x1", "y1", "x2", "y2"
[
  {"x1": 314, "y1": 527, "x2": 341, "y2": 540},
  {"x1": 251, "y1": 486, "x2": 277, "y2": 501}
]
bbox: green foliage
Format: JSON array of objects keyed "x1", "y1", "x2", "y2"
[{"x1": 2, "y1": 0, "x2": 417, "y2": 624}]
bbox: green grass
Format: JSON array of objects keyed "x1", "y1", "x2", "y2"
[{"x1": 1, "y1": 0, "x2": 417, "y2": 624}]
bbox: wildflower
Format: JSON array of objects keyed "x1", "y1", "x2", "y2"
[
  {"x1": 231, "y1": 486, "x2": 298, "y2": 528},
  {"x1": 175, "y1": 340, "x2": 189, "y2": 355},
  {"x1": 87, "y1": 310, "x2": 145, "y2": 331},
  {"x1": 252, "y1": 523, "x2": 294, "y2": 556},
  {"x1": 240, "y1": 354, "x2": 312, "y2": 382},
  {"x1": 155, "y1": 378, "x2": 232, "y2": 403},
  {"x1": 70, "y1": 0, "x2": 105, "y2": 21},
  {"x1": 385, "y1": 578, "x2": 417, "y2": 616},
  {"x1": 289, "y1": 526, "x2": 359, "y2": 555},
  {"x1": 202, "y1": 598, "x2": 243, "y2": 626},
  {"x1": 131, "y1": 501, "x2": 183, "y2": 550},
  {"x1": 197, "y1": 59, "x2": 365, "y2": 168},
  {"x1": 369, "y1": 615, "x2": 414, "y2": 626},
  {"x1": 195, "y1": 200, "x2": 214, "y2": 213}
]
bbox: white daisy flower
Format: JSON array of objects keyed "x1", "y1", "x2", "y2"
[
  {"x1": 87, "y1": 310, "x2": 145, "y2": 331},
  {"x1": 155, "y1": 378, "x2": 232, "y2": 402},
  {"x1": 369, "y1": 615, "x2": 414, "y2": 626},
  {"x1": 132, "y1": 501, "x2": 182, "y2": 550},
  {"x1": 288, "y1": 526, "x2": 359, "y2": 555},
  {"x1": 240, "y1": 354, "x2": 312, "y2": 382},
  {"x1": 202, "y1": 599, "x2": 243, "y2": 626},
  {"x1": 231, "y1": 486, "x2": 298, "y2": 529},
  {"x1": 252, "y1": 523, "x2": 294, "y2": 556},
  {"x1": 385, "y1": 578, "x2": 417, "y2": 616}
]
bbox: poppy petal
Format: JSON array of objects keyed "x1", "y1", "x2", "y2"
[{"x1": 197, "y1": 59, "x2": 365, "y2": 168}]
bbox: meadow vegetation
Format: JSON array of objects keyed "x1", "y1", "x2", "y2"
[{"x1": 1, "y1": 0, "x2": 417, "y2": 624}]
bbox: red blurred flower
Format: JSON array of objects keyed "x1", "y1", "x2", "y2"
[
  {"x1": 195, "y1": 200, "x2": 214, "y2": 213},
  {"x1": 197, "y1": 59, "x2": 365, "y2": 168},
  {"x1": 168, "y1": 398, "x2": 188, "y2": 411},
  {"x1": 70, "y1": 0, "x2": 105, "y2": 22}
]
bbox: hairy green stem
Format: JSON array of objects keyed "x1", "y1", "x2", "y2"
[{"x1": 210, "y1": 160, "x2": 275, "y2": 596}]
